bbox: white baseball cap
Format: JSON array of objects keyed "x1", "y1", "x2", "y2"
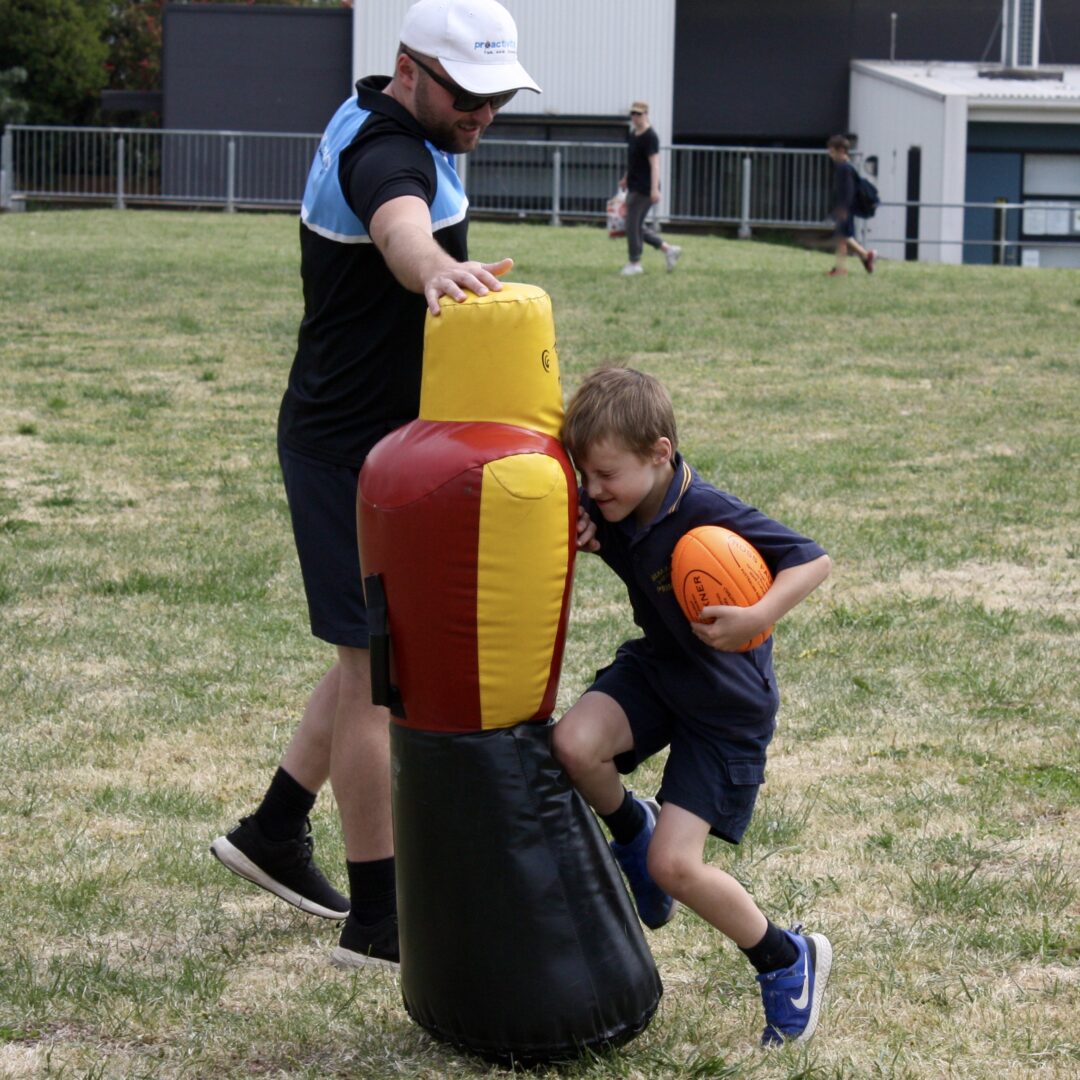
[{"x1": 400, "y1": 0, "x2": 541, "y2": 97}]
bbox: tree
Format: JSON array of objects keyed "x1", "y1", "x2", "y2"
[
  {"x1": 0, "y1": 0, "x2": 110, "y2": 124},
  {"x1": 103, "y1": 0, "x2": 163, "y2": 92},
  {"x1": 0, "y1": 66, "x2": 30, "y2": 126}
]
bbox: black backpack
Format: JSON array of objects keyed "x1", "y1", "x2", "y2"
[{"x1": 852, "y1": 174, "x2": 880, "y2": 218}]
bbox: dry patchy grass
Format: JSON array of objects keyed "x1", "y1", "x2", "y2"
[{"x1": 0, "y1": 211, "x2": 1077, "y2": 1079}]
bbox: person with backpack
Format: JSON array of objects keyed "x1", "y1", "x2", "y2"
[{"x1": 826, "y1": 134, "x2": 876, "y2": 277}]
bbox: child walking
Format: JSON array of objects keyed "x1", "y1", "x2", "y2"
[
  {"x1": 826, "y1": 133, "x2": 876, "y2": 277},
  {"x1": 553, "y1": 366, "x2": 833, "y2": 1046}
]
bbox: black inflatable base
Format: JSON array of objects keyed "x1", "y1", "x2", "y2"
[{"x1": 391, "y1": 719, "x2": 662, "y2": 1066}]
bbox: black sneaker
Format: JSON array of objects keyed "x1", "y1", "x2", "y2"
[
  {"x1": 210, "y1": 815, "x2": 350, "y2": 920},
  {"x1": 330, "y1": 912, "x2": 400, "y2": 971}
]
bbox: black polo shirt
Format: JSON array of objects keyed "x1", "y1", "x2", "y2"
[
  {"x1": 279, "y1": 76, "x2": 470, "y2": 467},
  {"x1": 626, "y1": 127, "x2": 660, "y2": 196}
]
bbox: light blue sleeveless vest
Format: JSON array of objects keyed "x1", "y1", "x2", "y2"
[{"x1": 300, "y1": 96, "x2": 468, "y2": 245}]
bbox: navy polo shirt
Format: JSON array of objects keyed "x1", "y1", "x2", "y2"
[
  {"x1": 831, "y1": 159, "x2": 857, "y2": 214},
  {"x1": 583, "y1": 453, "x2": 827, "y2": 744}
]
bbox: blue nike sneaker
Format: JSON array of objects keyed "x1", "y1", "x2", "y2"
[
  {"x1": 757, "y1": 926, "x2": 832, "y2": 1046},
  {"x1": 609, "y1": 795, "x2": 677, "y2": 930}
]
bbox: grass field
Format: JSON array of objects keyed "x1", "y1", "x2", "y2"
[{"x1": 0, "y1": 209, "x2": 1077, "y2": 1079}]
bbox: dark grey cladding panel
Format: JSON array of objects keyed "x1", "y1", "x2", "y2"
[
  {"x1": 673, "y1": 0, "x2": 1080, "y2": 144},
  {"x1": 163, "y1": 4, "x2": 352, "y2": 134}
]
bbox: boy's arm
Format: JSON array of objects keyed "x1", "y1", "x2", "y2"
[{"x1": 692, "y1": 553, "x2": 831, "y2": 652}]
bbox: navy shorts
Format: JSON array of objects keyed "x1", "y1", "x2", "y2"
[
  {"x1": 278, "y1": 442, "x2": 368, "y2": 647},
  {"x1": 591, "y1": 650, "x2": 772, "y2": 844},
  {"x1": 833, "y1": 212, "x2": 855, "y2": 239}
]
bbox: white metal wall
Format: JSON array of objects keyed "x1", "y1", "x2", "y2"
[
  {"x1": 849, "y1": 65, "x2": 968, "y2": 264},
  {"x1": 353, "y1": 2, "x2": 675, "y2": 126},
  {"x1": 354, "y1": 1, "x2": 677, "y2": 212}
]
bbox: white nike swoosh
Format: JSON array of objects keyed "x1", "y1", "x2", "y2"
[{"x1": 790, "y1": 963, "x2": 810, "y2": 1010}]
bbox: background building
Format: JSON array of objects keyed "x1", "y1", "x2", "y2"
[
  {"x1": 149, "y1": 1, "x2": 1080, "y2": 264},
  {"x1": 851, "y1": 60, "x2": 1080, "y2": 267}
]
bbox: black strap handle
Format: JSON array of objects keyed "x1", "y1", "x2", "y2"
[{"x1": 364, "y1": 573, "x2": 404, "y2": 717}]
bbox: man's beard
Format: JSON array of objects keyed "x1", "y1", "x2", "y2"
[{"x1": 413, "y1": 78, "x2": 485, "y2": 155}]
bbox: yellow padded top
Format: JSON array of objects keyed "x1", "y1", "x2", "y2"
[{"x1": 419, "y1": 282, "x2": 563, "y2": 438}]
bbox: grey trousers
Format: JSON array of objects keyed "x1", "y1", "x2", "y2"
[{"x1": 625, "y1": 190, "x2": 664, "y2": 263}]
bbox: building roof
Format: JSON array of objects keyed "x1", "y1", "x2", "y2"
[{"x1": 852, "y1": 60, "x2": 1080, "y2": 114}]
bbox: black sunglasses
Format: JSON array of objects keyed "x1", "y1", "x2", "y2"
[
  {"x1": 404, "y1": 49, "x2": 517, "y2": 112},
  {"x1": 630, "y1": 110, "x2": 644, "y2": 116}
]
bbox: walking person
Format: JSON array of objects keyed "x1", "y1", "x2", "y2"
[
  {"x1": 210, "y1": 0, "x2": 540, "y2": 970},
  {"x1": 619, "y1": 101, "x2": 682, "y2": 276},
  {"x1": 826, "y1": 134, "x2": 876, "y2": 276}
]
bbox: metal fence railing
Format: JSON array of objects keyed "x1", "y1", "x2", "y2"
[
  {"x1": 0, "y1": 125, "x2": 837, "y2": 230},
  {"x1": 0, "y1": 125, "x2": 321, "y2": 211},
  {"x1": 3, "y1": 125, "x2": 1078, "y2": 267},
  {"x1": 864, "y1": 200, "x2": 1080, "y2": 266}
]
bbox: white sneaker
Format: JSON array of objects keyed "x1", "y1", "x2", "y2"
[
  {"x1": 620, "y1": 263, "x2": 644, "y2": 276},
  {"x1": 665, "y1": 245, "x2": 682, "y2": 271}
]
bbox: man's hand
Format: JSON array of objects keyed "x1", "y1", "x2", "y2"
[
  {"x1": 370, "y1": 195, "x2": 514, "y2": 314},
  {"x1": 576, "y1": 506, "x2": 600, "y2": 553},
  {"x1": 423, "y1": 257, "x2": 513, "y2": 315}
]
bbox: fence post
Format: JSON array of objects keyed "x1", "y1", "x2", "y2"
[
  {"x1": 993, "y1": 198, "x2": 1008, "y2": 266},
  {"x1": 551, "y1": 148, "x2": 562, "y2": 227},
  {"x1": 226, "y1": 136, "x2": 237, "y2": 212},
  {"x1": 115, "y1": 133, "x2": 126, "y2": 210},
  {"x1": 0, "y1": 127, "x2": 11, "y2": 210},
  {"x1": 738, "y1": 155, "x2": 752, "y2": 238}
]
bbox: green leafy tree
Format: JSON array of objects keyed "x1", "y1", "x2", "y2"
[
  {"x1": 0, "y1": 0, "x2": 110, "y2": 124},
  {"x1": 103, "y1": 0, "x2": 163, "y2": 92}
]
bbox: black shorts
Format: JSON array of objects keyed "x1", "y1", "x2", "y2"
[
  {"x1": 278, "y1": 442, "x2": 368, "y2": 647},
  {"x1": 833, "y1": 212, "x2": 856, "y2": 239},
  {"x1": 591, "y1": 650, "x2": 772, "y2": 844}
]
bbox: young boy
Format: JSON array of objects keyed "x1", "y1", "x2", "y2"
[
  {"x1": 553, "y1": 367, "x2": 833, "y2": 1046},
  {"x1": 826, "y1": 134, "x2": 876, "y2": 277}
]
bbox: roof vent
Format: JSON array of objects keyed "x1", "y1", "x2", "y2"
[
  {"x1": 1002, "y1": 0, "x2": 1039, "y2": 68},
  {"x1": 979, "y1": 0, "x2": 1063, "y2": 80}
]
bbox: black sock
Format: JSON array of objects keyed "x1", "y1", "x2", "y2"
[
  {"x1": 253, "y1": 767, "x2": 317, "y2": 842},
  {"x1": 741, "y1": 921, "x2": 798, "y2": 974},
  {"x1": 601, "y1": 789, "x2": 647, "y2": 846},
  {"x1": 347, "y1": 857, "x2": 396, "y2": 924}
]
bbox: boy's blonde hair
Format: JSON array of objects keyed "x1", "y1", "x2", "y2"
[{"x1": 562, "y1": 367, "x2": 678, "y2": 461}]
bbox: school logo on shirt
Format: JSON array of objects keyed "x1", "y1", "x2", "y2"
[{"x1": 651, "y1": 564, "x2": 672, "y2": 595}]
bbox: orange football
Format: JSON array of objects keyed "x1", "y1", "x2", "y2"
[{"x1": 670, "y1": 526, "x2": 774, "y2": 652}]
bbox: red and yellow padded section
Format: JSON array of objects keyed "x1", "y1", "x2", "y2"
[
  {"x1": 419, "y1": 283, "x2": 563, "y2": 440},
  {"x1": 359, "y1": 420, "x2": 577, "y2": 733}
]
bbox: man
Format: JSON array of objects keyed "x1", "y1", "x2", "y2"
[
  {"x1": 618, "y1": 100, "x2": 681, "y2": 276},
  {"x1": 211, "y1": 0, "x2": 540, "y2": 970}
]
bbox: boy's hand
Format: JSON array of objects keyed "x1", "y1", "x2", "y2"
[
  {"x1": 576, "y1": 507, "x2": 600, "y2": 553},
  {"x1": 692, "y1": 555, "x2": 832, "y2": 650},
  {"x1": 691, "y1": 604, "x2": 767, "y2": 652}
]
